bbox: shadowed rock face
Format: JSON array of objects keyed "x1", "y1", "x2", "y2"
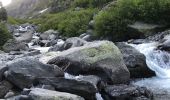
[
  {"x1": 37, "y1": 78, "x2": 97, "y2": 100},
  {"x1": 48, "y1": 41, "x2": 130, "y2": 84},
  {"x1": 102, "y1": 84, "x2": 153, "y2": 100},
  {"x1": 5, "y1": 57, "x2": 64, "y2": 89},
  {"x1": 116, "y1": 42, "x2": 155, "y2": 78}
]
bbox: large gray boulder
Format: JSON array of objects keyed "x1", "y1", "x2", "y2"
[
  {"x1": 29, "y1": 88, "x2": 84, "y2": 100},
  {"x1": 116, "y1": 42, "x2": 155, "y2": 78},
  {"x1": 37, "y1": 78, "x2": 97, "y2": 100},
  {"x1": 48, "y1": 41, "x2": 130, "y2": 84},
  {"x1": 3, "y1": 39, "x2": 28, "y2": 53},
  {"x1": 5, "y1": 57, "x2": 64, "y2": 89}
]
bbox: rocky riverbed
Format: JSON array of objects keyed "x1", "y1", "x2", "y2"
[{"x1": 0, "y1": 23, "x2": 170, "y2": 100}]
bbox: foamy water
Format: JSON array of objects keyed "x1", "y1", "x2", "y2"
[{"x1": 129, "y1": 42, "x2": 170, "y2": 99}]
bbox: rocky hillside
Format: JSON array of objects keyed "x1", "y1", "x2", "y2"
[{"x1": 5, "y1": 0, "x2": 51, "y2": 18}]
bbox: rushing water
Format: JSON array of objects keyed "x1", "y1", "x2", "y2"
[{"x1": 129, "y1": 42, "x2": 170, "y2": 100}]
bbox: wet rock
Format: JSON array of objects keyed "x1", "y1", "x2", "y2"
[
  {"x1": 127, "y1": 39, "x2": 151, "y2": 44},
  {"x1": 48, "y1": 39, "x2": 65, "y2": 52},
  {"x1": 147, "y1": 30, "x2": 170, "y2": 42},
  {"x1": 0, "y1": 50, "x2": 4, "y2": 54},
  {"x1": 128, "y1": 21, "x2": 166, "y2": 37},
  {"x1": 76, "y1": 75, "x2": 101, "y2": 88},
  {"x1": 49, "y1": 44, "x2": 64, "y2": 52},
  {"x1": 64, "y1": 73, "x2": 101, "y2": 90},
  {"x1": 158, "y1": 40, "x2": 170, "y2": 52},
  {"x1": 62, "y1": 37, "x2": 87, "y2": 50},
  {"x1": 6, "y1": 95, "x2": 32, "y2": 100},
  {"x1": 4, "y1": 90, "x2": 15, "y2": 99},
  {"x1": 14, "y1": 33, "x2": 20, "y2": 37},
  {"x1": 37, "y1": 78, "x2": 97, "y2": 100},
  {"x1": 40, "y1": 29, "x2": 59, "y2": 40},
  {"x1": 5, "y1": 57, "x2": 64, "y2": 89},
  {"x1": 82, "y1": 34, "x2": 94, "y2": 41},
  {"x1": 14, "y1": 31, "x2": 33, "y2": 43},
  {"x1": 0, "y1": 80, "x2": 13, "y2": 98},
  {"x1": 48, "y1": 41, "x2": 130, "y2": 84},
  {"x1": 3, "y1": 39, "x2": 28, "y2": 53},
  {"x1": 102, "y1": 84, "x2": 153, "y2": 100},
  {"x1": 116, "y1": 42, "x2": 155, "y2": 78},
  {"x1": 29, "y1": 88, "x2": 85, "y2": 100},
  {"x1": 39, "y1": 40, "x2": 51, "y2": 47}
]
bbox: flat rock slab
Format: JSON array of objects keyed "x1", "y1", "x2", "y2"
[
  {"x1": 29, "y1": 88, "x2": 85, "y2": 100},
  {"x1": 37, "y1": 77, "x2": 97, "y2": 100}
]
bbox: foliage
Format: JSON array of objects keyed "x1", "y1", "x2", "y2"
[
  {"x1": 0, "y1": 23, "x2": 12, "y2": 48},
  {"x1": 0, "y1": 7, "x2": 7, "y2": 21},
  {"x1": 94, "y1": 0, "x2": 170, "y2": 41},
  {"x1": 7, "y1": 16, "x2": 26, "y2": 24},
  {"x1": 30, "y1": 8, "x2": 97, "y2": 37}
]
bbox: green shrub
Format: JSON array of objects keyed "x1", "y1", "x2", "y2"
[
  {"x1": 0, "y1": 23, "x2": 12, "y2": 48},
  {"x1": 32, "y1": 8, "x2": 97, "y2": 37},
  {"x1": 58, "y1": 9, "x2": 97, "y2": 37},
  {"x1": 74, "y1": 0, "x2": 112, "y2": 8},
  {"x1": 7, "y1": 16, "x2": 27, "y2": 24},
  {"x1": 0, "y1": 7, "x2": 7, "y2": 21},
  {"x1": 94, "y1": 0, "x2": 170, "y2": 41}
]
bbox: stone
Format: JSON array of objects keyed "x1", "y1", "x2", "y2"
[
  {"x1": 40, "y1": 30, "x2": 59, "y2": 40},
  {"x1": 48, "y1": 41, "x2": 130, "y2": 84},
  {"x1": 116, "y1": 42, "x2": 155, "y2": 78},
  {"x1": 62, "y1": 37, "x2": 87, "y2": 50},
  {"x1": 29, "y1": 88, "x2": 85, "y2": 100},
  {"x1": 37, "y1": 78, "x2": 97, "y2": 100},
  {"x1": 102, "y1": 84, "x2": 153, "y2": 100},
  {"x1": 14, "y1": 31, "x2": 33, "y2": 43},
  {"x1": 128, "y1": 21, "x2": 166, "y2": 37},
  {"x1": 0, "y1": 80, "x2": 13, "y2": 98},
  {"x1": 3, "y1": 39, "x2": 28, "y2": 53},
  {"x1": 5, "y1": 57, "x2": 64, "y2": 89}
]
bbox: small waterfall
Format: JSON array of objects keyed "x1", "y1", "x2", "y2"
[
  {"x1": 128, "y1": 42, "x2": 170, "y2": 99},
  {"x1": 129, "y1": 42, "x2": 170, "y2": 78}
]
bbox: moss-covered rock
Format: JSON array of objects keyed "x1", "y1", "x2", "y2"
[{"x1": 48, "y1": 41, "x2": 130, "y2": 84}]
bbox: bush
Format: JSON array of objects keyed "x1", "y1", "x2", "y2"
[
  {"x1": 0, "y1": 7, "x2": 7, "y2": 21},
  {"x1": 7, "y1": 16, "x2": 26, "y2": 24},
  {"x1": 74, "y1": 0, "x2": 112, "y2": 8},
  {"x1": 94, "y1": 0, "x2": 170, "y2": 41},
  {"x1": 32, "y1": 8, "x2": 97, "y2": 37},
  {"x1": 0, "y1": 23, "x2": 12, "y2": 48}
]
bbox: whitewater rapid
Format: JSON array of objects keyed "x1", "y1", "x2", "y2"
[{"x1": 129, "y1": 42, "x2": 170, "y2": 100}]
